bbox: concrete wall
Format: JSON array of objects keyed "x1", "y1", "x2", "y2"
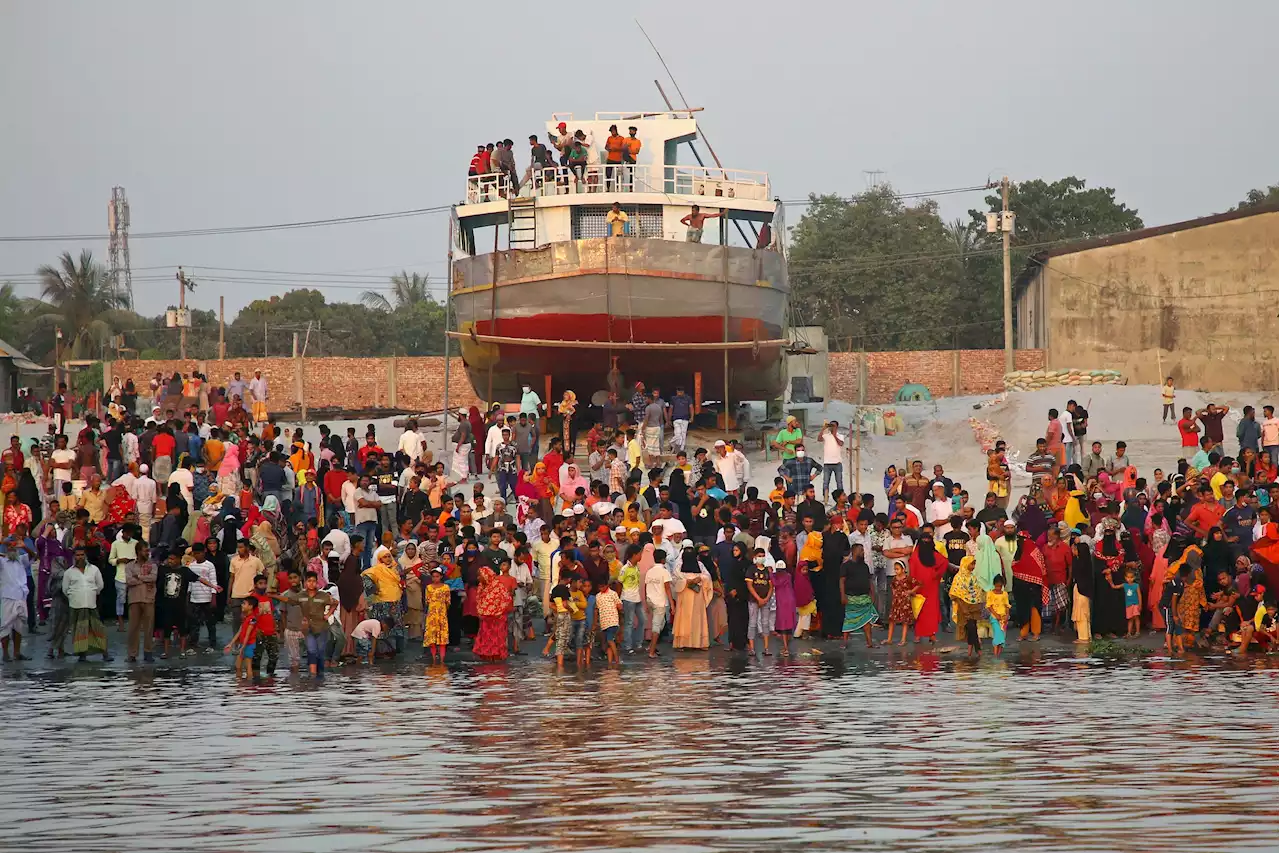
[
  {"x1": 106, "y1": 348, "x2": 1045, "y2": 414},
  {"x1": 1029, "y1": 210, "x2": 1279, "y2": 391}
]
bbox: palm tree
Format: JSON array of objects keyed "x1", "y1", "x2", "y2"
[
  {"x1": 360, "y1": 271, "x2": 434, "y2": 312},
  {"x1": 31, "y1": 250, "x2": 131, "y2": 358}
]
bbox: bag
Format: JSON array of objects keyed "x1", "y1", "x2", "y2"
[{"x1": 911, "y1": 594, "x2": 926, "y2": 619}]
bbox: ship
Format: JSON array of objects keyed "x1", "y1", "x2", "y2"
[{"x1": 448, "y1": 110, "x2": 789, "y2": 409}]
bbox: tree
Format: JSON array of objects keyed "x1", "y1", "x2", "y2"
[
  {"x1": 788, "y1": 186, "x2": 966, "y2": 351},
  {"x1": 1234, "y1": 184, "x2": 1278, "y2": 211},
  {"x1": 30, "y1": 250, "x2": 132, "y2": 359},
  {"x1": 361, "y1": 271, "x2": 434, "y2": 312},
  {"x1": 0, "y1": 282, "x2": 29, "y2": 348}
]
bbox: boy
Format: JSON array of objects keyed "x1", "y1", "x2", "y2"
[
  {"x1": 1161, "y1": 376, "x2": 1175, "y2": 423},
  {"x1": 270, "y1": 567, "x2": 306, "y2": 672},
  {"x1": 673, "y1": 451, "x2": 691, "y2": 474},
  {"x1": 545, "y1": 577, "x2": 573, "y2": 667},
  {"x1": 1161, "y1": 565, "x2": 1188, "y2": 655},
  {"x1": 569, "y1": 577, "x2": 589, "y2": 666},
  {"x1": 768, "y1": 476, "x2": 786, "y2": 506},
  {"x1": 285, "y1": 571, "x2": 336, "y2": 678},
  {"x1": 595, "y1": 580, "x2": 623, "y2": 664},
  {"x1": 185, "y1": 542, "x2": 221, "y2": 654},
  {"x1": 225, "y1": 600, "x2": 258, "y2": 678},
  {"x1": 644, "y1": 552, "x2": 674, "y2": 659},
  {"x1": 746, "y1": 548, "x2": 775, "y2": 655},
  {"x1": 350, "y1": 617, "x2": 384, "y2": 665},
  {"x1": 504, "y1": 556, "x2": 530, "y2": 655}
]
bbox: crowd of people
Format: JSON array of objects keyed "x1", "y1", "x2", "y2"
[
  {"x1": 467, "y1": 122, "x2": 644, "y2": 199},
  {"x1": 0, "y1": 372, "x2": 1274, "y2": 675}
]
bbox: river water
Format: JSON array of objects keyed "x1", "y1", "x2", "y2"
[{"x1": 1, "y1": 651, "x2": 1275, "y2": 853}]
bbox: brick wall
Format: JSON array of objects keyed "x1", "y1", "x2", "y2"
[
  {"x1": 108, "y1": 349, "x2": 1043, "y2": 413},
  {"x1": 827, "y1": 349, "x2": 1045, "y2": 403},
  {"x1": 109, "y1": 357, "x2": 481, "y2": 414}
]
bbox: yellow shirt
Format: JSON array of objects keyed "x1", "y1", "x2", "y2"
[
  {"x1": 606, "y1": 209, "x2": 629, "y2": 237},
  {"x1": 621, "y1": 519, "x2": 647, "y2": 533},
  {"x1": 1161, "y1": 383, "x2": 1175, "y2": 403},
  {"x1": 986, "y1": 590, "x2": 1010, "y2": 621},
  {"x1": 1210, "y1": 471, "x2": 1227, "y2": 501},
  {"x1": 769, "y1": 487, "x2": 785, "y2": 505},
  {"x1": 570, "y1": 589, "x2": 587, "y2": 621},
  {"x1": 626, "y1": 439, "x2": 642, "y2": 469},
  {"x1": 79, "y1": 489, "x2": 106, "y2": 524},
  {"x1": 204, "y1": 438, "x2": 225, "y2": 469}
]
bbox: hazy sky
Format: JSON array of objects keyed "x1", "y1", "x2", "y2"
[{"x1": 2, "y1": 1, "x2": 1276, "y2": 317}]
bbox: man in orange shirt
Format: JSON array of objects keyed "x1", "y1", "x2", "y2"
[
  {"x1": 604, "y1": 124, "x2": 626, "y2": 191},
  {"x1": 1185, "y1": 484, "x2": 1225, "y2": 539}
]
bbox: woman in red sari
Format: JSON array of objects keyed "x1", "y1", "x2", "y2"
[
  {"x1": 468, "y1": 406, "x2": 486, "y2": 475},
  {"x1": 473, "y1": 564, "x2": 512, "y2": 660},
  {"x1": 95, "y1": 485, "x2": 136, "y2": 532},
  {"x1": 1011, "y1": 533, "x2": 1048, "y2": 641},
  {"x1": 907, "y1": 534, "x2": 945, "y2": 643}
]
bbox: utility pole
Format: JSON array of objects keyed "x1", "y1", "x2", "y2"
[
  {"x1": 175, "y1": 267, "x2": 196, "y2": 359},
  {"x1": 218, "y1": 295, "x2": 226, "y2": 359},
  {"x1": 1000, "y1": 175, "x2": 1015, "y2": 374}
]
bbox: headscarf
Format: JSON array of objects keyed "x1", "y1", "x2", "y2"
[
  {"x1": 165, "y1": 482, "x2": 189, "y2": 532},
  {"x1": 1201, "y1": 526, "x2": 1232, "y2": 575},
  {"x1": 1016, "y1": 499, "x2": 1048, "y2": 542},
  {"x1": 527, "y1": 462, "x2": 558, "y2": 499},
  {"x1": 218, "y1": 441, "x2": 240, "y2": 478},
  {"x1": 362, "y1": 550, "x2": 403, "y2": 604},
  {"x1": 973, "y1": 533, "x2": 1002, "y2": 591},
  {"x1": 1072, "y1": 536, "x2": 1095, "y2": 596},
  {"x1": 950, "y1": 555, "x2": 983, "y2": 604},
  {"x1": 913, "y1": 535, "x2": 938, "y2": 567},
  {"x1": 559, "y1": 463, "x2": 589, "y2": 497},
  {"x1": 468, "y1": 406, "x2": 485, "y2": 446}
]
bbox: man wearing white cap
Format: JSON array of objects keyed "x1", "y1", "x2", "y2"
[
  {"x1": 133, "y1": 464, "x2": 158, "y2": 538},
  {"x1": 713, "y1": 441, "x2": 742, "y2": 497}
]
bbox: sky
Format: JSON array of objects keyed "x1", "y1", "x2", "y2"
[{"x1": 1, "y1": 1, "x2": 1276, "y2": 318}]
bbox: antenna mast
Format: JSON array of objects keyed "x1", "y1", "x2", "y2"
[{"x1": 107, "y1": 187, "x2": 133, "y2": 308}]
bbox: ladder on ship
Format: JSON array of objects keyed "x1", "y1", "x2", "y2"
[{"x1": 508, "y1": 196, "x2": 537, "y2": 249}]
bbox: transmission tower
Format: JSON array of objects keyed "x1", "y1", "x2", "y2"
[{"x1": 107, "y1": 187, "x2": 133, "y2": 309}]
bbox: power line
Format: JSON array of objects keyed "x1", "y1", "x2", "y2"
[{"x1": 0, "y1": 203, "x2": 455, "y2": 243}]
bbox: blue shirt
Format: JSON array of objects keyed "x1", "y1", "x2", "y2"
[
  {"x1": 669, "y1": 394, "x2": 693, "y2": 421},
  {"x1": 1122, "y1": 582, "x2": 1140, "y2": 608}
]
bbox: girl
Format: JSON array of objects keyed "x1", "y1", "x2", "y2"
[
  {"x1": 224, "y1": 599, "x2": 258, "y2": 678},
  {"x1": 986, "y1": 575, "x2": 1010, "y2": 656},
  {"x1": 888, "y1": 560, "x2": 917, "y2": 646},
  {"x1": 423, "y1": 567, "x2": 450, "y2": 663},
  {"x1": 1122, "y1": 568, "x2": 1142, "y2": 637}
]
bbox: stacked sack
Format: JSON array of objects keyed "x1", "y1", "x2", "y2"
[{"x1": 1003, "y1": 367, "x2": 1124, "y2": 391}]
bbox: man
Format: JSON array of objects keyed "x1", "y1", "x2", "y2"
[
  {"x1": 49, "y1": 433, "x2": 75, "y2": 494},
  {"x1": 974, "y1": 492, "x2": 1007, "y2": 533},
  {"x1": 1026, "y1": 439, "x2": 1058, "y2": 482},
  {"x1": 353, "y1": 475, "x2": 382, "y2": 568},
  {"x1": 680, "y1": 205, "x2": 723, "y2": 243},
  {"x1": 1236, "y1": 406, "x2": 1261, "y2": 455},
  {"x1": 1107, "y1": 441, "x2": 1131, "y2": 477},
  {"x1": 1058, "y1": 405, "x2": 1076, "y2": 468},
  {"x1": 226, "y1": 371, "x2": 247, "y2": 403},
  {"x1": 819, "y1": 420, "x2": 845, "y2": 501},
  {"x1": 881, "y1": 518, "x2": 914, "y2": 592},
  {"x1": 712, "y1": 440, "x2": 743, "y2": 497},
  {"x1": 993, "y1": 520, "x2": 1018, "y2": 589},
  {"x1": 1263, "y1": 405, "x2": 1279, "y2": 463},
  {"x1": 372, "y1": 457, "x2": 398, "y2": 538},
  {"x1": 1081, "y1": 441, "x2": 1107, "y2": 481},
  {"x1": 796, "y1": 484, "x2": 827, "y2": 530},
  {"x1": 1223, "y1": 489, "x2": 1258, "y2": 561},
  {"x1": 606, "y1": 201, "x2": 629, "y2": 237},
  {"x1": 63, "y1": 546, "x2": 111, "y2": 662},
  {"x1": 1190, "y1": 437, "x2": 1215, "y2": 473},
  {"x1": 0, "y1": 536, "x2": 31, "y2": 661},
  {"x1": 398, "y1": 418, "x2": 424, "y2": 464},
  {"x1": 1197, "y1": 402, "x2": 1229, "y2": 453},
  {"x1": 258, "y1": 452, "x2": 288, "y2": 510},
  {"x1": 771, "y1": 415, "x2": 803, "y2": 461},
  {"x1": 494, "y1": 427, "x2": 520, "y2": 502},
  {"x1": 1067, "y1": 398, "x2": 1089, "y2": 453},
  {"x1": 482, "y1": 410, "x2": 505, "y2": 477},
  {"x1": 248, "y1": 370, "x2": 269, "y2": 423},
  {"x1": 779, "y1": 444, "x2": 822, "y2": 498},
  {"x1": 321, "y1": 514, "x2": 352, "y2": 563},
  {"x1": 107, "y1": 523, "x2": 140, "y2": 632},
  {"x1": 604, "y1": 124, "x2": 626, "y2": 190},
  {"x1": 513, "y1": 412, "x2": 537, "y2": 473},
  {"x1": 228, "y1": 539, "x2": 265, "y2": 633},
  {"x1": 667, "y1": 385, "x2": 693, "y2": 454},
  {"x1": 640, "y1": 393, "x2": 666, "y2": 469},
  {"x1": 644, "y1": 550, "x2": 674, "y2": 658},
  {"x1": 1185, "y1": 485, "x2": 1225, "y2": 539},
  {"x1": 900, "y1": 460, "x2": 931, "y2": 513},
  {"x1": 185, "y1": 542, "x2": 220, "y2": 654},
  {"x1": 524, "y1": 135, "x2": 554, "y2": 189},
  {"x1": 493, "y1": 138, "x2": 519, "y2": 193},
  {"x1": 124, "y1": 541, "x2": 157, "y2": 662}
]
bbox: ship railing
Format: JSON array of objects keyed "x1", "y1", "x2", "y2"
[
  {"x1": 463, "y1": 164, "x2": 771, "y2": 204},
  {"x1": 664, "y1": 166, "x2": 771, "y2": 201}
]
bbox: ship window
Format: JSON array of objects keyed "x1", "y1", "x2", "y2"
[{"x1": 571, "y1": 204, "x2": 664, "y2": 239}]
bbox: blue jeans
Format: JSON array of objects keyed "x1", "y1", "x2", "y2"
[
  {"x1": 496, "y1": 470, "x2": 517, "y2": 502},
  {"x1": 1062, "y1": 443, "x2": 1076, "y2": 468},
  {"x1": 304, "y1": 632, "x2": 326, "y2": 674},
  {"x1": 622, "y1": 599, "x2": 642, "y2": 651},
  {"x1": 355, "y1": 521, "x2": 379, "y2": 567},
  {"x1": 822, "y1": 463, "x2": 843, "y2": 497}
]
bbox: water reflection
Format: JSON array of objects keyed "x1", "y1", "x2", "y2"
[{"x1": 0, "y1": 654, "x2": 1275, "y2": 852}]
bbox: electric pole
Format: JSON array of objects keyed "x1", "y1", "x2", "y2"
[
  {"x1": 176, "y1": 267, "x2": 196, "y2": 359},
  {"x1": 1001, "y1": 176, "x2": 1014, "y2": 374}
]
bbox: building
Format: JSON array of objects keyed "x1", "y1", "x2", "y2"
[
  {"x1": 0, "y1": 337, "x2": 52, "y2": 412},
  {"x1": 1013, "y1": 203, "x2": 1279, "y2": 392}
]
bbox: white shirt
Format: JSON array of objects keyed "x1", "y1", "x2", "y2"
[
  {"x1": 644, "y1": 565, "x2": 673, "y2": 607},
  {"x1": 713, "y1": 453, "x2": 741, "y2": 492},
  {"x1": 188, "y1": 559, "x2": 217, "y2": 604},
  {"x1": 484, "y1": 424, "x2": 504, "y2": 458},
  {"x1": 1059, "y1": 410, "x2": 1075, "y2": 443},
  {"x1": 112, "y1": 471, "x2": 138, "y2": 498},
  {"x1": 122, "y1": 432, "x2": 139, "y2": 465},
  {"x1": 885, "y1": 535, "x2": 914, "y2": 575},
  {"x1": 509, "y1": 563, "x2": 532, "y2": 605},
  {"x1": 821, "y1": 430, "x2": 845, "y2": 465},
  {"x1": 168, "y1": 468, "x2": 194, "y2": 508},
  {"x1": 652, "y1": 517, "x2": 685, "y2": 536},
  {"x1": 353, "y1": 488, "x2": 380, "y2": 524},
  {"x1": 248, "y1": 376, "x2": 268, "y2": 402},
  {"x1": 926, "y1": 498, "x2": 952, "y2": 526},
  {"x1": 134, "y1": 476, "x2": 158, "y2": 508},
  {"x1": 0, "y1": 554, "x2": 30, "y2": 601},
  {"x1": 398, "y1": 429, "x2": 423, "y2": 462},
  {"x1": 50, "y1": 448, "x2": 75, "y2": 483},
  {"x1": 341, "y1": 480, "x2": 358, "y2": 514},
  {"x1": 63, "y1": 563, "x2": 104, "y2": 609},
  {"x1": 350, "y1": 618, "x2": 382, "y2": 640},
  {"x1": 848, "y1": 529, "x2": 873, "y2": 560},
  {"x1": 321, "y1": 529, "x2": 351, "y2": 561}
]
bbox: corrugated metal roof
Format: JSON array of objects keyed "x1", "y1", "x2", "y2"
[{"x1": 0, "y1": 336, "x2": 52, "y2": 371}]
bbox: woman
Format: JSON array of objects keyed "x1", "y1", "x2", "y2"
[
  {"x1": 721, "y1": 541, "x2": 751, "y2": 651},
  {"x1": 907, "y1": 533, "x2": 945, "y2": 643},
  {"x1": 1255, "y1": 451, "x2": 1277, "y2": 485},
  {"x1": 840, "y1": 543, "x2": 878, "y2": 648},
  {"x1": 702, "y1": 545, "x2": 727, "y2": 643},
  {"x1": 557, "y1": 463, "x2": 589, "y2": 512},
  {"x1": 771, "y1": 550, "x2": 798, "y2": 640},
  {"x1": 3, "y1": 490, "x2": 31, "y2": 537},
  {"x1": 526, "y1": 462, "x2": 558, "y2": 522},
  {"x1": 1201, "y1": 526, "x2": 1233, "y2": 579},
  {"x1": 1071, "y1": 534, "x2": 1095, "y2": 642},
  {"x1": 473, "y1": 564, "x2": 512, "y2": 660},
  {"x1": 467, "y1": 406, "x2": 486, "y2": 475},
  {"x1": 884, "y1": 465, "x2": 903, "y2": 502},
  {"x1": 672, "y1": 547, "x2": 712, "y2": 650},
  {"x1": 16, "y1": 470, "x2": 42, "y2": 531},
  {"x1": 1011, "y1": 533, "x2": 1047, "y2": 641},
  {"x1": 400, "y1": 542, "x2": 425, "y2": 643},
  {"x1": 668, "y1": 468, "x2": 693, "y2": 529},
  {"x1": 451, "y1": 409, "x2": 474, "y2": 483},
  {"x1": 362, "y1": 544, "x2": 404, "y2": 654},
  {"x1": 337, "y1": 551, "x2": 366, "y2": 658},
  {"x1": 948, "y1": 554, "x2": 984, "y2": 642},
  {"x1": 216, "y1": 496, "x2": 242, "y2": 558},
  {"x1": 217, "y1": 441, "x2": 241, "y2": 497},
  {"x1": 1092, "y1": 528, "x2": 1128, "y2": 638}
]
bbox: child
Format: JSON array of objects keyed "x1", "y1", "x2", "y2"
[
  {"x1": 224, "y1": 599, "x2": 258, "y2": 678},
  {"x1": 1161, "y1": 376, "x2": 1175, "y2": 423},
  {"x1": 1160, "y1": 565, "x2": 1187, "y2": 655},
  {"x1": 746, "y1": 548, "x2": 775, "y2": 655},
  {"x1": 1122, "y1": 569, "x2": 1142, "y2": 638},
  {"x1": 350, "y1": 617, "x2": 384, "y2": 665},
  {"x1": 887, "y1": 563, "x2": 918, "y2": 647},
  {"x1": 768, "y1": 476, "x2": 786, "y2": 506},
  {"x1": 673, "y1": 451, "x2": 691, "y2": 474},
  {"x1": 59, "y1": 481, "x2": 76, "y2": 513},
  {"x1": 570, "y1": 577, "x2": 589, "y2": 667},
  {"x1": 544, "y1": 578, "x2": 573, "y2": 667},
  {"x1": 423, "y1": 567, "x2": 450, "y2": 664},
  {"x1": 596, "y1": 581, "x2": 623, "y2": 664},
  {"x1": 985, "y1": 576, "x2": 1010, "y2": 656}
]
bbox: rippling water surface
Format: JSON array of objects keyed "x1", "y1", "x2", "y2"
[{"x1": 2, "y1": 652, "x2": 1276, "y2": 852}]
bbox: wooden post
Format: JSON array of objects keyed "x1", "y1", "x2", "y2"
[
  {"x1": 543, "y1": 374, "x2": 552, "y2": 433},
  {"x1": 218, "y1": 295, "x2": 226, "y2": 360},
  {"x1": 952, "y1": 350, "x2": 961, "y2": 397},
  {"x1": 693, "y1": 371, "x2": 702, "y2": 414}
]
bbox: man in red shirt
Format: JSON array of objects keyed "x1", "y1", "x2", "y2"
[
  {"x1": 1, "y1": 435, "x2": 24, "y2": 481},
  {"x1": 468, "y1": 144, "x2": 485, "y2": 176},
  {"x1": 1186, "y1": 485, "x2": 1225, "y2": 539},
  {"x1": 1042, "y1": 524, "x2": 1073, "y2": 631},
  {"x1": 357, "y1": 435, "x2": 384, "y2": 471},
  {"x1": 1177, "y1": 406, "x2": 1200, "y2": 450}
]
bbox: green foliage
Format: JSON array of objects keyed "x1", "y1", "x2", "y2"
[
  {"x1": 0, "y1": 282, "x2": 29, "y2": 347},
  {"x1": 29, "y1": 250, "x2": 131, "y2": 360},
  {"x1": 1086, "y1": 639, "x2": 1148, "y2": 660},
  {"x1": 1234, "y1": 184, "x2": 1278, "y2": 210},
  {"x1": 72, "y1": 360, "x2": 104, "y2": 397}
]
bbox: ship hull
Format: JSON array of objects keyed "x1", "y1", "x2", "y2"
[{"x1": 450, "y1": 238, "x2": 788, "y2": 403}]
